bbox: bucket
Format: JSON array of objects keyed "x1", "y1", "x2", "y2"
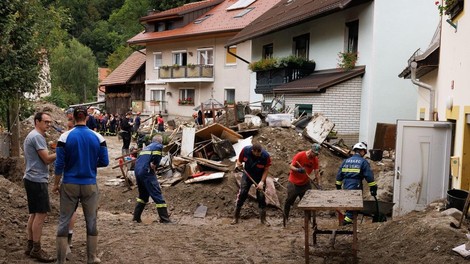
[
  {"x1": 447, "y1": 189, "x2": 469, "y2": 211},
  {"x1": 369, "y1": 149, "x2": 383, "y2": 161}
]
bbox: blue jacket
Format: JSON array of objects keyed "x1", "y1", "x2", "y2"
[
  {"x1": 238, "y1": 146, "x2": 271, "y2": 182},
  {"x1": 135, "y1": 142, "x2": 163, "y2": 177},
  {"x1": 336, "y1": 153, "x2": 376, "y2": 190},
  {"x1": 55, "y1": 125, "x2": 109, "y2": 185}
]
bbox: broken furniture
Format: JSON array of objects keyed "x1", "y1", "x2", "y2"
[{"x1": 297, "y1": 190, "x2": 363, "y2": 263}]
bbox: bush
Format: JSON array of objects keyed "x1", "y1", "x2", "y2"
[
  {"x1": 248, "y1": 56, "x2": 315, "y2": 72},
  {"x1": 43, "y1": 88, "x2": 78, "y2": 108}
]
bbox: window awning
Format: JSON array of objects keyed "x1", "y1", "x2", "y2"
[{"x1": 272, "y1": 66, "x2": 366, "y2": 94}]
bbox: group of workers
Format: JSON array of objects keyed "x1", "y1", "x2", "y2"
[
  {"x1": 22, "y1": 105, "x2": 376, "y2": 263},
  {"x1": 231, "y1": 141, "x2": 377, "y2": 227}
]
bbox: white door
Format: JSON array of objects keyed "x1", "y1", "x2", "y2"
[{"x1": 393, "y1": 120, "x2": 452, "y2": 217}]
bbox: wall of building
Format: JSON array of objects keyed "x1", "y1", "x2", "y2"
[
  {"x1": 251, "y1": 0, "x2": 439, "y2": 147},
  {"x1": 283, "y1": 77, "x2": 363, "y2": 146},
  {"x1": 144, "y1": 36, "x2": 252, "y2": 117},
  {"x1": 437, "y1": 8, "x2": 470, "y2": 189}
]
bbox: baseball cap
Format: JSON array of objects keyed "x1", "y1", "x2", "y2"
[
  {"x1": 311, "y1": 143, "x2": 321, "y2": 154},
  {"x1": 73, "y1": 106, "x2": 88, "y2": 119}
]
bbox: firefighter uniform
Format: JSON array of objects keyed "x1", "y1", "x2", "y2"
[{"x1": 132, "y1": 140, "x2": 171, "y2": 223}]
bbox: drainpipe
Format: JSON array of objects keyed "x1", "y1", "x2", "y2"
[{"x1": 410, "y1": 61, "x2": 435, "y2": 120}]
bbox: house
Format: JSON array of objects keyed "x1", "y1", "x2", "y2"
[
  {"x1": 97, "y1": 67, "x2": 109, "y2": 103},
  {"x1": 127, "y1": 0, "x2": 282, "y2": 118},
  {"x1": 226, "y1": 0, "x2": 439, "y2": 146},
  {"x1": 399, "y1": 0, "x2": 469, "y2": 190},
  {"x1": 100, "y1": 49, "x2": 146, "y2": 115}
]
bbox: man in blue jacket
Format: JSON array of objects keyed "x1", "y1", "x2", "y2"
[
  {"x1": 53, "y1": 106, "x2": 109, "y2": 264},
  {"x1": 336, "y1": 142, "x2": 377, "y2": 225},
  {"x1": 132, "y1": 135, "x2": 172, "y2": 224}
]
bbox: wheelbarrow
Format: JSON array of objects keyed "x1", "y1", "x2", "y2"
[{"x1": 359, "y1": 197, "x2": 394, "y2": 223}]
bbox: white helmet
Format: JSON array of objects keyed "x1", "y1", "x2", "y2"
[{"x1": 353, "y1": 142, "x2": 367, "y2": 151}]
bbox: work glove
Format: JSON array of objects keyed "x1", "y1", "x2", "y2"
[
  {"x1": 257, "y1": 181, "x2": 265, "y2": 190},
  {"x1": 296, "y1": 167, "x2": 306, "y2": 173},
  {"x1": 335, "y1": 184, "x2": 342, "y2": 190},
  {"x1": 235, "y1": 163, "x2": 243, "y2": 172},
  {"x1": 370, "y1": 185, "x2": 378, "y2": 197}
]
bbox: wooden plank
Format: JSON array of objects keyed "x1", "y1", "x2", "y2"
[
  {"x1": 184, "y1": 172, "x2": 225, "y2": 183},
  {"x1": 181, "y1": 127, "x2": 196, "y2": 157},
  {"x1": 303, "y1": 113, "x2": 335, "y2": 143},
  {"x1": 298, "y1": 190, "x2": 363, "y2": 210},
  {"x1": 195, "y1": 123, "x2": 242, "y2": 144}
]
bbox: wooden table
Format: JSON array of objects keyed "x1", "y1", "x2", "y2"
[{"x1": 297, "y1": 190, "x2": 364, "y2": 263}]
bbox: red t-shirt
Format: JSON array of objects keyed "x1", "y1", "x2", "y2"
[{"x1": 288, "y1": 151, "x2": 319, "y2": 185}]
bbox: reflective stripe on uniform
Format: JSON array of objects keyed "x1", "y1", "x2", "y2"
[
  {"x1": 155, "y1": 203, "x2": 167, "y2": 208},
  {"x1": 368, "y1": 181, "x2": 377, "y2": 187},
  {"x1": 336, "y1": 180, "x2": 343, "y2": 185},
  {"x1": 139, "y1": 150, "x2": 162, "y2": 156},
  {"x1": 341, "y1": 168, "x2": 360, "y2": 173},
  {"x1": 136, "y1": 198, "x2": 146, "y2": 204}
]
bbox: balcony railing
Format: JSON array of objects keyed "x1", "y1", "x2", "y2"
[
  {"x1": 254, "y1": 66, "x2": 315, "y2": 94},
  {"x1": 158, "y1": 65, "x2": 214, "y2": 79}
]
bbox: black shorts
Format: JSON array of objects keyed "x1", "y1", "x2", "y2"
[{"x1": 24, "y1": 179, "x2": 51, "y2": 214}]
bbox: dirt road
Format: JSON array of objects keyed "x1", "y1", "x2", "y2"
[{"x1": 2, "y1": 128, "x2": 470, "y2": 263}]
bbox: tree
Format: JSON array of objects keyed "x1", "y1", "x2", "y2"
[
  {"x1": 154, "y1": 0, "x2": 202, "y2": 11},
  {"x1": 79, "y1": 21, "x2": 122, "y2": 66},
  {"x1": 50, "y1": 39, "x2": 99, "y2": 104}
]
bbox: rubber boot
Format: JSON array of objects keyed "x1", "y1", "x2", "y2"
[
  {"x1": 260, "y1": 208, "x2": 271, "y2": 227},
  {"x1": 231, "y1": 207, "x2": 241, "y2": 225},
  {"x1": 56, "y1": 237, "x2": 68, "y2": 264},
  {"x1": 67, "y1": 233, "x2": 73, "y2": 248},
  {"x1": 24, "y1": 240, "x2": 33, "y2": 256},
  {"x1": 86, "y1": 236, "x2": 101, "y2": 264},
  {"x1": 132, "y1": 202, "x2": 146, "y2": 223},
  {"x1": 283, "y1": 204, "x2": 290, "y2": 227},
  {"x1": 30, "y1": 241, "x2": 56, "y2": 262},
  {"x1": 156, "y1": 207, "x2": 172, "y2": 224}
]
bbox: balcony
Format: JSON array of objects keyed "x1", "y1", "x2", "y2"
[
  {"x1": 158, "y1": 65, "x2": 214, "y2": 82},
  {"x1": 254, "y1": 66, "x2": 315, "y2": 94}
]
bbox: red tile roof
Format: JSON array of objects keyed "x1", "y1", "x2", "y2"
[
  {"x1": 140, "y1": 0, "x2": 224, "y2": 23},
  {"x1": 227, "y1": 0, "x2": 372, "y2": 46},
  {"x1": 128, "y1": 0, "x2": 282, "y2": 45},
  {"x1": 100, "y1": 50, "x2": 146, "y2": 86},
  {"x1": 273, "y1": 66, "x2": 365, "y2": 93}
]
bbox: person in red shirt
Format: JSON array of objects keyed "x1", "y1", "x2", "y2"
[{"x1": 283, "y1": 143, "x2": 321, "y2": 226}]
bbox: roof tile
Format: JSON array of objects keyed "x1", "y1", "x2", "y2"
[{"x1": 100, "y1": 50, "x2": 146, "y2": 86}]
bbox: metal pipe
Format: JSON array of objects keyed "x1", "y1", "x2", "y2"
[{"x1": 410, "y1": 61, "x2": 435, "y2": 120}]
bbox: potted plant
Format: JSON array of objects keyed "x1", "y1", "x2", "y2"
[
  {"x1": 248, "y1": 56, "x2": 315, "y2": 72},
  {"x1": 337, "y1": 51, "x2": 357, "y2": 71}
]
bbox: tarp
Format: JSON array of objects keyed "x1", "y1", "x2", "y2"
[{"x1": 193, "y1": 98, "x2": 225, "y2": 111}]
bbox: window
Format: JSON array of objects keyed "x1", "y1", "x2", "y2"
[
  {"x1": 295, "y1": 104, "x2": 312, "y2": 117},
  {"x1": 194, "y1": 14, "x2": 212, "y2": 24},
  {"x1": 197, "y1": 48, "x2": 214, "y2": 65},
  {"x1": 225, "y1": 89, "x2": 235, "y2": 104},
  {"x1": 151, "y1": 90, "x2": 165, "y2": 102},
  {"x1": 263, "y1": 43, "x2": 273, "y2": 59},
  {"x1": 172, "y1": 50, "x2": 187, "y2": 66},
  {"x1": 234, "y1": 7, "x2": 254, "y2": 18},
  {"x1": 346, "y1": 20, "x2": 359, "y2": 53},
  {"x1": 153, "y1": 52, "x2": 162, "y2": 69},
  {"x1": 227, "y1": 0, "x2": 256, "y2": 10},
  {"x1": 226, "y1": 46, "x2": 237, "y2": 65},
  {"x1": 293, "y1": 34, "x2": 309, "y2": 59},
  {"x1": 179, "y1": 89, "x2": 195, "y2": 105}
]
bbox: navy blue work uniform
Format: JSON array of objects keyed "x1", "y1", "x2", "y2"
[
  {"x1": 336, "y1": 153, "x2": 377, "y2": 223},
  {"x1": 235, "y1": 146, "x2": 272, "y2": 209},
  {"x1": 134, "y1": 142, "x2": 166, "y2": 208}
]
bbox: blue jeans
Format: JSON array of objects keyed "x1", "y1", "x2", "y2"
[{"x1": 57, "y1": 184, "x2": 99, "y2": 237}]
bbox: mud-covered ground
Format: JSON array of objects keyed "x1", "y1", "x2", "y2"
[{"x1": 1, "y1": 102, "x2": 470, "y2": 263}]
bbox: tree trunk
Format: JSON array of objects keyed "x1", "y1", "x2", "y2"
[{"x1": 9, "y1": 97, "x2": 20, "y2": 157}]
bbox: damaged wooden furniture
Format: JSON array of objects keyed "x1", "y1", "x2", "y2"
[{"x1": 297, "y1": 190, "x2": 363, "y2": 263}]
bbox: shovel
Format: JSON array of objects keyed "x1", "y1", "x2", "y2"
[
  {"x1": 372, "y1": 195, "x2": 387, "y2": 222},
  {"x1": 450, "y1": 192, "x2": 470, "y2": 229}
]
